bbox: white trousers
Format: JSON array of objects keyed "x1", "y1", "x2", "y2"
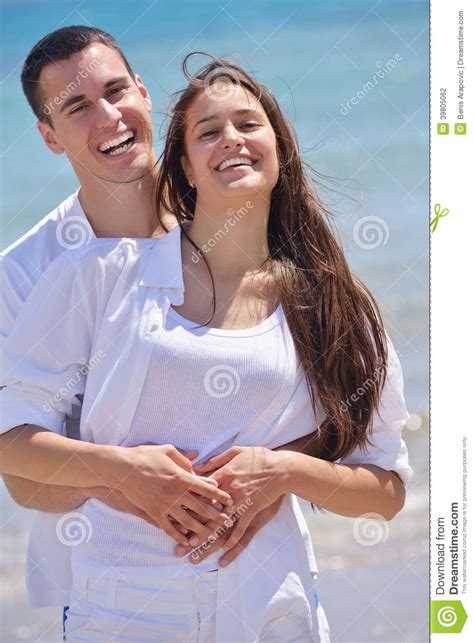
[{"x1": 64, "y1": 570, "x2": 329, "y2": 642}]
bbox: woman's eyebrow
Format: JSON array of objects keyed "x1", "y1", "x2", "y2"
[{"x1": 192, "y1": 108, "x2": 260, "y2": 131}]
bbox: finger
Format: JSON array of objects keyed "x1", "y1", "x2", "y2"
[
  {"x1": 169, "y1": 517, "x2": 193, "y2": 535},
  {"x1": 160, "y1": 518, "x2": 192, "y2": 546},
  {"x1": 185, "y1": 495, "x2": 231, "y2": 525},
  {"x1": 186, "y1": 475, "x2": 234, "y2": 506},
  {"x1": 167, "y1": 448, "x2": 195, "y2": 472},
  {"x1": 219, "y1": 525, "x2": 256, "y2": 567},
  {"x1": 177, "y1": 449, "x2": 199, "y2": 461},
  {"x1": 170, "y1": 507, "x2": 219, "y2": 541},
  {"x1": 221, "y1": 515, "x2": 250, "y2": 552},
  {"x1": 193, "y1": 449, "x2": 235, "y2": 473},
  {"x1": 174, "y1": 516, "x2": 233, "y2": 559},
  {"x1": 195, "y1": 474, "x2": 218, "y2": 487},
  {"x1": 187, "y1": 524, "x2": 234, "y2": 564}
]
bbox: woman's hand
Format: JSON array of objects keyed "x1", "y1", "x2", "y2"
[
  {"x1": 111, "y1": 443, "x2": 234, "y2": 546},
  {"x1": 185, "y1": 446, "x2": 290, "y2": 556}
]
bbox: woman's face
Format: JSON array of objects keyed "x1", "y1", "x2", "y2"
[{"x1": 181, "y1": 84, "x2": 280, "y2": 204}]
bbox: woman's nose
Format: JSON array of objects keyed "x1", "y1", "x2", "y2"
[{"x1": 220, "y1": 124, "x2": 244, "y2": 149}]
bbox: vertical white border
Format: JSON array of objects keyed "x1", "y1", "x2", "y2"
[{"x1": 431, "y1": 0, "x2": 473, "y2": 638}]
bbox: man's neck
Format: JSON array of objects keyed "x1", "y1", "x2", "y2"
[{"x1": 78, "y1": 169, "x2": 163, "y2": 239}]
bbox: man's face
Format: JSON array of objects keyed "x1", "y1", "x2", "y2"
[{"x1": 37, "y1": 44, "x2": 154, "y2": 184}]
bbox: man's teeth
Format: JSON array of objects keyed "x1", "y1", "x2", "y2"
[
  {"x1": 109, "y1": 141, "x2": 133, "y2": 156},
  {"x1": 217, "y1": 157, "x2": 254, "y2": 171},
  {"x1": 99, "y1": 130, "x2": 134, "y2": 153}
]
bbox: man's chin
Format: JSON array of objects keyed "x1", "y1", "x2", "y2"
[{"x1": 96, "y1": 152, "x2": 156, "y2": 183}]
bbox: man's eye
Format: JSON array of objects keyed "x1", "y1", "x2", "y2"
[
  {"x1": 108, "y1": 86, "x2": 126, "y2": 97},
  {"x1": 70, "y1": 104, "x2": 87, "y2": 115}
]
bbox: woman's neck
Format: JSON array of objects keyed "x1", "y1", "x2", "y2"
[{"x1": 188, "y1": 195, "x2": 271, "y2": 278}]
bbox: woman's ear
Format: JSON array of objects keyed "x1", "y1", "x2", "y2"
[{"x1": 37, "y1": 120, "x2": 65, "y2": 155}]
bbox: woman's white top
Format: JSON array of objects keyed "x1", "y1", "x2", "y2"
[{"x1": 1, "y1": 225, "x2": 411, "y2": 639}]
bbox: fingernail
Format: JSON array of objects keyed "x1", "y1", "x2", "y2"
[
  {"x1": 219, "y1": 558, "x2": 228, "y2": 567},
  {"x1": 190, "y1": 536, "x2": 199, "y2": 547},
  {"x1": 226, "y1": 498, "x2": 234, "y2": 506},
  {"x1": 175, "y1": 546, "x2": 186, "y2": 557}
]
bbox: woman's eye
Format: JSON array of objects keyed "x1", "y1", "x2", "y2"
[
  {"x1": 241, "y1": 122, "x2": 260, "y2": 129},
  {"x1": 200, "y1": 130, "x2": 218, "y2": 139}
]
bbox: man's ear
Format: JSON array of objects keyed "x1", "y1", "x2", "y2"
[
  {"x1": 181, "y1": 154, "x2": 194, "y2": 186},
  {"x1": 135, "y1": 74, "x2": 152, "y2": 113},
  {"x1": 37, "y1": 120, "x2": 65, "y2": 155}
]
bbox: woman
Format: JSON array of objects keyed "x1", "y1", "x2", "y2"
[{"x1": 1, "y1": 54, "x2": 411, "y2": 641}]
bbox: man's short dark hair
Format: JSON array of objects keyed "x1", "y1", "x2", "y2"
[{"x1": 21, "y1": 25, "x2": 135, "y2": 126}]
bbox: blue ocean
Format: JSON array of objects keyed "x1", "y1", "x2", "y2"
[{"x1": 1, "y1": 2, "x2": 428, "y2": 640}]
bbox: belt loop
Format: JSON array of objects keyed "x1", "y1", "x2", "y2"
[{"x1": 106, "y1": 578, "x2": 118, "y2": 609}]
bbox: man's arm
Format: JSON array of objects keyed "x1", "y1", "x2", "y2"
[
  {"x1": 2, "y1": 473, "x2": 168, "y2": 528},
  {"x1": 2, "y1": 473, "x2": 91, "y2": 512}
]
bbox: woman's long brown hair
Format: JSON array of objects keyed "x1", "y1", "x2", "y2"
[{"x1": 155, "y1": 53, "x2": 388, "y2": 462}]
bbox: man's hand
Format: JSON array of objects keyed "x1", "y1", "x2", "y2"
[
  {"x1": 175, "y1": 446, "x2": 288, "y2": 563},
  {"x1": 113, "y1": 443, "x2": 234, "y2": 546},
  {"x1": 175, "y1": 496, "x2": 284, "y2": 566}
]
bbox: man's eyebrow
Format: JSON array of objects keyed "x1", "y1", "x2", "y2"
[
  {"x1": 59, "y1": 94, "x2": 86, "y2": 113},
  {"x1": 59, "y1": 77, "x2": 130, "y2": 113},
  {"x1": 192, "y1": 108, "x2": 260, "y2": 130}
]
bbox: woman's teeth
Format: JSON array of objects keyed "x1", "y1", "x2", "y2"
[{"x1": 217, "y1": 157, "x2": 254, "y2": 171}]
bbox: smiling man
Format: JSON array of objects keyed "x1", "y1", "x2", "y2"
[{"x1": 0, "y1": 25, "x2": 171, "y2": 613}]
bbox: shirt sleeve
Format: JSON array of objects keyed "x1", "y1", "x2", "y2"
[
  {"x1": 338, "y1": 336, "x2": 413, "y2": 486},
  {"x1": 0, "y1": 254, "x2": 36, "y2": 351},
  {"x1": 0, "y1": 252, "x2": 94, "y2": 436}
]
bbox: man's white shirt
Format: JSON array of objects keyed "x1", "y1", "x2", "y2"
[{"x1": 1, "y1": 190, "x2": 95, "y2": 606}]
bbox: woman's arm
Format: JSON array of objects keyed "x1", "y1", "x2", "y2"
[
  {"x1": 278, "y1": 450, "x2": 405, "y2": 520},
  {"x1": 195, "y1": 446, "x2": 405, "y2": 522}
]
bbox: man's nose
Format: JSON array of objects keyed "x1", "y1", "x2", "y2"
[{"x1": 95, "y1": 98, "x2": 122, "y2": 128}]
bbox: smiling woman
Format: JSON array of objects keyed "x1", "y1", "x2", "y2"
[{"x1": 1, "y1": 44, "x2": 411, "y2": 643}]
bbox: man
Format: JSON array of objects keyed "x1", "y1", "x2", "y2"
[{"x1": 1, "y1": 25, "x2": 321, "y2": 616}]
